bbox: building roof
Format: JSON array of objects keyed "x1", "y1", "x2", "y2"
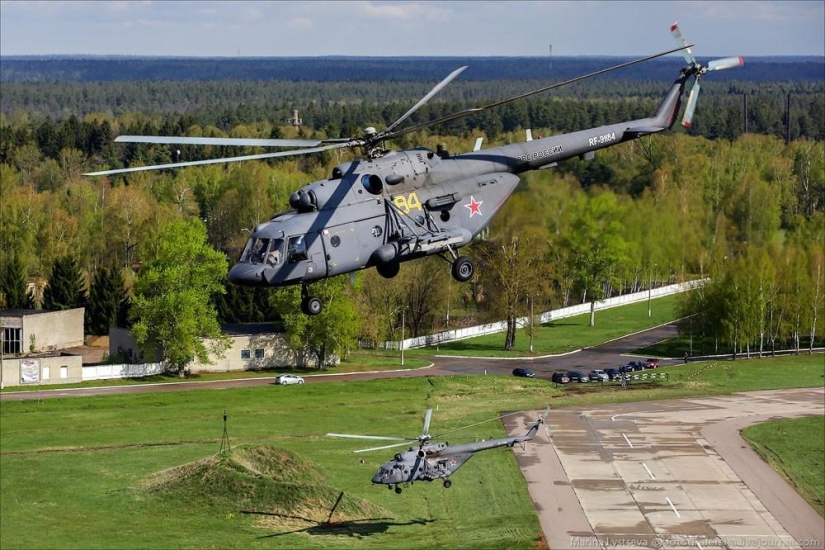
[
  {"x1": 221, "y1": 323, "x2": 280, "y2": 336},
  {"x1": 0, "y1": 308, "x2": 43, "y2": 318}
]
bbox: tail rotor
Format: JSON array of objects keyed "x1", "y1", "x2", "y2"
[{"x1": 670, "y1": 22, "x2": 744, "y2": 128}]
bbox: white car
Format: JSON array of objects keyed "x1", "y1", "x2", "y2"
[{"x1": 275, "y1": 374, "x2": 305, "y2": 385}]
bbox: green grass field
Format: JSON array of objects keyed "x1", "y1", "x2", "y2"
[
  {"x1": 416, "y1": 294, "x2": 680, "y2": 357},
  {"x1": 2, "y1": 353, "x2": 823, "y2": 549},
  {"x1": 742, "y1": 416, "x2": 825, "y2": 517}
]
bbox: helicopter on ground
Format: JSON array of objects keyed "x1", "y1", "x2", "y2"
[
  {"x1": 327, "y1": 407, "x2": 550, "y2": 494},
  {"x1": 85, "y1": 24, "x2": 741, "y2": 316}
]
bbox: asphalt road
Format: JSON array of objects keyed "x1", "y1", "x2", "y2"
[{"x1": 0, "y1": 322, "x2": 680, "y2": 401}]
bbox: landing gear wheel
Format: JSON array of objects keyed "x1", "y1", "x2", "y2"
[
  {"x1": 376, "y1": 261, "x2": 400, "y2": 279},
  {"x1": 443, "y1": 479, "x2": 452, "y2": 489},
  {"x1": 451, "y1": 256, "x2": 474, "y2": 282},
  {"x1": 301, "y1": 296, "x2": 323, "y2": 316},
  {"x1": 394, "y1": 486, "x2": 403, "y2": 494}
]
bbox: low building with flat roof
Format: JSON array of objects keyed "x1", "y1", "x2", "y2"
[{"x1": 1, "y1": 308, "x2": 85, "y2": 387}]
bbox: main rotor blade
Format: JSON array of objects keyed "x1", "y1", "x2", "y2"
[
  {"x1": 432, "y1": 410, "x2": 524, "y2": 440},
  {"x1": 354, "y1": 441, "x2": 414, "y2": 454},
  {"x1": 83, "y1": 141, "x2": 353, "y2": 176},
  {"x1": 114, "y1": 135, "x2": 327, "y2": 147},
  {"x1": 422, "y1": 409, "x2": 433, "y2": 436},
  {"x1": 382, "y1": 66, "x2": 467, "y2": 135},
  {"x1": 380, "y1": 44, "x2": 693, "y2": 142},
  {"x1": 327, "y1": 433, "x2": 407, "y2": 442}
]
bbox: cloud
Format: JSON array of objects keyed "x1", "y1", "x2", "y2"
[
  {"x1": 354, "y1": 1, "x2": 451, "y2": 22},
  {"x1": 287, "y1": 17, "x2": 313, "y2": 29}
]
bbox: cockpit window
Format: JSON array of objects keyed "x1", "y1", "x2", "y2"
[
  {"x1": 241, "y1": 237, "x2": 283, "y2": 266},
  {"x1": 287, "y1": 235, "x2": 308, "y2": 263},
  {"x1": 265, "y1": 239, "x2": 284, "y2": 266}
]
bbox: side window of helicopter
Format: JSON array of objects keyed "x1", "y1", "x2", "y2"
[
  {"x1": 287, "y1": 235, "x2": 308, "y2": 263},
  {"x1": 361, "y1": 174, "x2": 383, "y2": 195},
  {"x1": 265, "y1": 239, "x2": 284, "y2": 267}
]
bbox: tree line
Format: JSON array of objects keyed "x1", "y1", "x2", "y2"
[
  {"x1": 1, "y1": 117, "x2": 822, "y2": 366},
  {"x1": 4, "y1": 56, "x2": 821, "y2": 84}
]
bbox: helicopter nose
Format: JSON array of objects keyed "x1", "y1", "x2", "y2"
[{"x1": 228, "y1": 263, "x2": 266, "y2": 286}]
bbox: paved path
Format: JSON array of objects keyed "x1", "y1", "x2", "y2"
[{"x1": 506, "y1": 389, "x2": 825, "y2": 550}]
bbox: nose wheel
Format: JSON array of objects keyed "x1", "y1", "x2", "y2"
[
  {"x1": 300, "y1": 285, "x2": 323, "y2": 316},
  {"x1": 443, "y1": 479, "x2": 452, "y2": 489}
]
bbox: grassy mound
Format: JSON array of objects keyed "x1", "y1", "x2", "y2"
[{"x1": 138, "y1": 445, "x2": 387, "y2": 524}]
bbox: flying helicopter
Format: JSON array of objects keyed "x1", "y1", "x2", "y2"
[
  {"x1": 327, "y1": 407, "x2": 550, "y2": 494},
  {"x1": 84, "y1": 24, "x2": 742, "y2": 316}
]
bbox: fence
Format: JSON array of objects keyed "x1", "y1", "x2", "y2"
[
  {"x1": 385, "y1": 280, "x2": 705, "y2": 350},
  {"x1": 82, "y1": 362, "x2": 165, "y2": 381}
]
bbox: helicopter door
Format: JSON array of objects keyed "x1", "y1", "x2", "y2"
[
  {"x1": 322, "y1": 217, "x2": 384, "y2": 276},
  {"x1": 286, "y1": 233, "x2": 327, "y2": 281}
]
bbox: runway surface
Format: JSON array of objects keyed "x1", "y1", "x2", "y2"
[{"x1": 506, "y1": 389, "x2": 825, "y2": 550}]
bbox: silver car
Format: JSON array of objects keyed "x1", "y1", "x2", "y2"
[
  {"x1": 589, "y1": 369, "x2": 609, "y2": 382},
  {"x1": 275, "y1": 374, "x2": 305, "y2": 385}
]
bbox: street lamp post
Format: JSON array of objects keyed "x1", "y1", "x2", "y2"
[
  {"x1": 648, "y1": 264, "x2": 656, "y2": 317},
  {"x1": 400, "y1": 307, "x2": 406, "y2": 367},
  {"x1": 528, "y1": 295, "x2": 534, "y2": 353}
]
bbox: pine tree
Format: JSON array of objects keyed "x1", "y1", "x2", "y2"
[
  {"x1": 0, "y1": 255, "x2": 32, "y2": 309},
  {"x1": 86, "y1": 266, "x2": 122, "y2": 335},
  {"x1": 42, "y1": 256, "x2": 86, "y2": 312}
]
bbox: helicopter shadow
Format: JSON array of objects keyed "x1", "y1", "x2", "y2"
[{"x1": 242, "y1": 510, "x2": 435, "y2": 539}]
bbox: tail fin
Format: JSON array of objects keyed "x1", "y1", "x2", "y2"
[
  {"x1": 624, "y1": 70, "x2": 690, "y2": 139},
  {"x1": 521, "y1": 406, "x2": 551, "y2": 441}
]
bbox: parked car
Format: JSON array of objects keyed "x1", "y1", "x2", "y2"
[
  {"x1": 551, "y1": 372, "x2": 570, "y2": 384},
  {"x1": 605, "y1": 368, "x2": 623, "y2": 381},
  {"x1": 624, "y1": 361, "x2": 645, "y2": 372},
  {"x1": 589, "y1": 369, "x2": 609, "y2": 382},
  {"x1": 566, "y1": 371, "x2": 589, "y2": 383},
  {"x1": 275, "y1": 374, "x2": 305, "y2": 385},
  {"x1": 512, "y1": 368, "x2": 535, "y2": 378},
  {"x1": 644, "y1": 358, "x2": 661, "y2": 369}
]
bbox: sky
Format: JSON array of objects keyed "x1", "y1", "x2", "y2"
[{"x1": 1, "y1": 0, "x2": 823, "y2": 58}]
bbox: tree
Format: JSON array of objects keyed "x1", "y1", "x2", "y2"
[
  {"x1": 0, "y1": 255, "x2": 33, "y2": 309},
  {"x1": 271, "y1": 276, "x2": 360, "y2": 369},
  {"x1": 566, "y1": 191, "x2": 628, "y2": 326},
  {"x1": 42, "y1": 256, "x2": 86, "y2": 312},
  {"x1": 86, "y1": 266, "x2": 123, "y2": 336},
  {"x1": 130, "y1": 219, "x2": 230, "y2": 377},
  {"x1": 478, "y1": 237, "x2": 546, "y2": 350}
]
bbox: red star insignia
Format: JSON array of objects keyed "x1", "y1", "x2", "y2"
[{"x1": 464, "y1": 196, "x2": 483, "y2": 217}]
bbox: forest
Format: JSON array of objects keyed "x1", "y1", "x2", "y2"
[{"x1": 0, "y1": 55, "x2": 822, "y2": 364}]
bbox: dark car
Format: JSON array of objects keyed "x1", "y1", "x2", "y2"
[
  {"x1": 566, "y1": 371, "x2": 589, "y2": 383},
  {"x1": 624, "y1": 361, "x2": 645, "y2": 372},
  {"x1": 513, "y1": 368, "x2": 535, "y2": 378},
  {"x1": 551, "y1": 372, "x2": 571, "y2": 384},
  {"x1": 605, "y1": 368, "x2": 622, "y2": 381},
  {"x1": 644, "y1": 358, "x2": 661, "y2": 369}
]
